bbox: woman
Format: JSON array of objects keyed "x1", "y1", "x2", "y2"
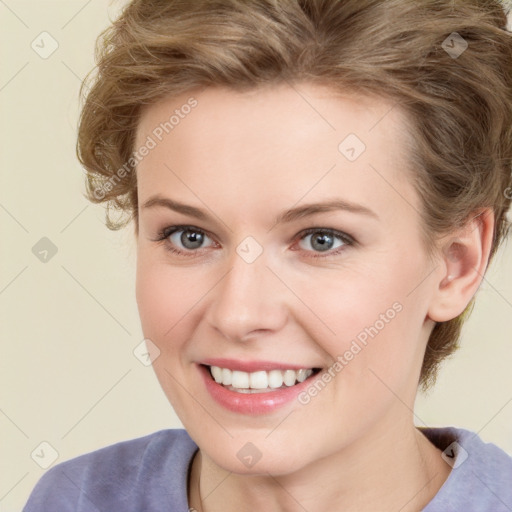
[{"x1": 25, "y1": 0, "x2": 512, "y2": 510}]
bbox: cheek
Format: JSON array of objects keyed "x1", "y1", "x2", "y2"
[
  {"x1": 135, "y1": 249, "x2": 196, "y2": 347},
  {"x1": 135, "y1": 252, "x2": 200, "y2": 409},
  {"x1": 292, "y1": 263, "x2": 405, "y2": 343},
  {"x1": 135, "y1": 246, "x2": 223, "y2": 364},
  {"x1": 136, "y1": 265, "x2": 171, "y2": 339},
  {"x1": 299, "y1": 257, "x2": 427, "y2": 383}
]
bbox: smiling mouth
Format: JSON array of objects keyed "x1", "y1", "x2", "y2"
[{"x1": 205, "y1": 365, "x2": 322, "y2": 393}]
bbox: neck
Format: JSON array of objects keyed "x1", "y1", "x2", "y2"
[{"x1": 188, "y1": 415, "x2": 451, "y2": 512}]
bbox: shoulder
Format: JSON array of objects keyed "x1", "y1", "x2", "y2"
[
  {"x1": 23, "y1": 429, "x2": 198, "y2": 512},
  {"x1": 421, "y1": 426, "x2": 512, "y2": 512}
]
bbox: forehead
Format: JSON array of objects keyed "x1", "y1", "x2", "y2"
[
  {"x1": 136, "y1": 82, "x2": 410, "y2": 150},
  {"x1": 134, "y1": 83, "x2": 419, "y2": 219}
]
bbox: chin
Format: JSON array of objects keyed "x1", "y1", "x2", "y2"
[{"x1": 197, "y1": 435, "x2": 314, "y2": 477}]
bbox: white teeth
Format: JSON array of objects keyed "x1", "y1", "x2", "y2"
[
  {"x1": 249, "y1": 371, "x2": 268, "y2": 389},
  {"x1": 208, "y1": 366, "x2": 314, "y2": 391},
  {"x1": 268, "y1": 369, "x2": 284, "y2": 388},
  {"x1": 283, "y1": 369, "x2": 296, "y2": 386},
  {"x1": 296, "y1": 369, "x2": 309, "y2": 383},
  {"x1": 222, "y1": 368, "x2": 232, "y2": 386},
  {"x1": 231, "y1": 370, "x2": 249, "y2": 389},
  {"x1": 211, "y1": 365, "x2": 223, "y2": 383}
]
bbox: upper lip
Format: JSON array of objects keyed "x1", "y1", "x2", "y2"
[{"x1": 200, "y1": 358, "x2": 320, "y2": 372}]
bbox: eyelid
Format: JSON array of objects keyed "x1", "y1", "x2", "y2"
[
  {"x1": 296, "y1": 227, "x2": 355, "y2": 246},
  {"x1": 155, "y1": 224, "x2": 217, "y2": 250},
  {"x1": 154, "y1": 224, "x2": 355, "y2": 258},
  {"x1": 291, "y1": 227, "x2": 355, "y2": 258}
]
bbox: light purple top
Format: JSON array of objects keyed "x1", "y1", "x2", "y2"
[{"x1": 24, "y1": 427, "x2": 512, "y2": 511}]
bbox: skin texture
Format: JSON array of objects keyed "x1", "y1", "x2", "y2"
[{"x1": 134, "y1": 83, "x2": 493, "y2": 511}]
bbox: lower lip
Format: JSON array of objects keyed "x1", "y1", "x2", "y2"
[{"x1": 198, "y1": 364, "x2": 318, "y2": 415}]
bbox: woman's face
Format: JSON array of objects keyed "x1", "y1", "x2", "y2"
[{"x1": 135, "y1": 83, "x2": 440, "y2": 474}]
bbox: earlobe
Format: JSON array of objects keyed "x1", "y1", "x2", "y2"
[{"x1": 427, "y1": 208, "x2": 494, "y2": 322}]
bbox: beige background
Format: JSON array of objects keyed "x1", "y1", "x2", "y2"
[{"x1": 1, "y1": 1, "x2": 511, "y2": 510}]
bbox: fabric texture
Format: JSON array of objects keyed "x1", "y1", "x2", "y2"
[{"x1": 24, "y1": 427, "x2": 512, "y2": 511}]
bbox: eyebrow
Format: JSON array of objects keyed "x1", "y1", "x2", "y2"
[{"x1": 141, "y1": 195, "x2": 379, "y2": 224}]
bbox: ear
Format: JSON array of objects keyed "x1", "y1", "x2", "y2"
[{"x1": 427, "y1": 208, "x2": 495, "y2": 322}]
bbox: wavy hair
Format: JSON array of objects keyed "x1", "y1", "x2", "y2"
[{"x1": 77, "y1": 0, "x2": 512, "y2": 389}]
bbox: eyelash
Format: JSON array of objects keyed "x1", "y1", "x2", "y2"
[{"x1": 153, "y1": 225, "x2": 355, "y2": 259}]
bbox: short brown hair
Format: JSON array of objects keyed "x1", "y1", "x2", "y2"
[{"x1": 77, "y1": 0, "x2": 512, "y2": 389}]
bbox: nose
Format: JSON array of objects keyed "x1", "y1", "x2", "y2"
[{"x1": 205, "y1": 245, "x2": 288, "y2": 342}]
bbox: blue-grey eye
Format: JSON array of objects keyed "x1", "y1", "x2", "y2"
[
  {"x1": 169, "y1": 228, "x2": 211, "y2": 250},
  {"x1": 299, "y1": 230, "x2": 347, "y2": 252}
]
